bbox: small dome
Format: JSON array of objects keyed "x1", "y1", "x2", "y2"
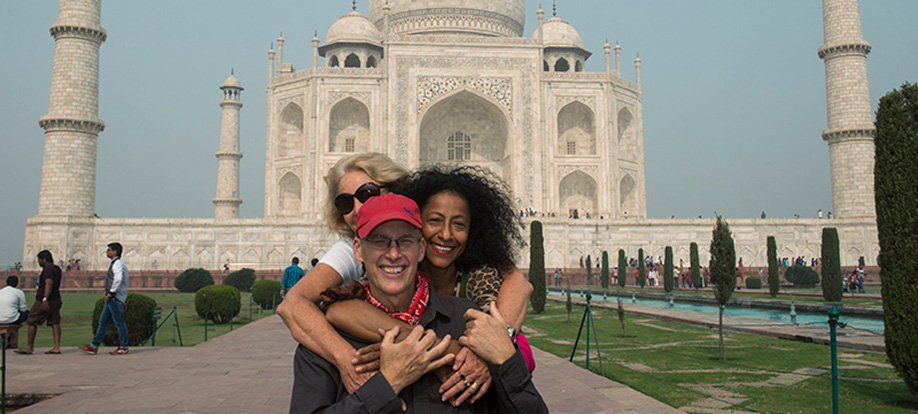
[
  {"x1": 327, "y1": 10, "x2": 382, "y2": 46},
  {"x1": 222, "y1": 74, "x2": 242, "y2": 88},
  {"x1": 534, "y1": 17, "x2": 585, "y2": 50}
]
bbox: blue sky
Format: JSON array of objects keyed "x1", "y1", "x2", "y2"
[{"x1": 1, "y1": 1, "x2": 916, "y2": 267}]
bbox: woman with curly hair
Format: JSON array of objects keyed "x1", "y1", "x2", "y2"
[{"x1": 323, "y1": 165, "x2": 534, "y2": 405}]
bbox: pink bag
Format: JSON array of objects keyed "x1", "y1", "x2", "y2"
[{"x1": 515, "y1": 333, "x2": 535, "y2": 373}]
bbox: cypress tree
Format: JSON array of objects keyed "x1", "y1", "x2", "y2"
[
  {"x1": 767, "y1": 236, "x2": 779, "y2": 298},
  {"x1": 664, "y1": 246, "x2": 674, "y2": 292},
  {"x1": 585, "y1": 255, "x2": 592, "y2": 285},
  {"x1": 637, "y1": 248, "x2": 646, "y2": 288},
  {"x1": 875, "y1": 83, "x2": 918, "y2": 392},
  {"x1": 529, "y1": 221, "x2": 546, "y2": 313},
  {"x1": 690, "y1": 242, "x2": 701, "y2": 291},
  {"x1": 709, "y1": 215, "x2": 736, "y2": 360},
  {"x1": 566, "y1": 280, "x2": 573, "y2": 322},
  {"x1": 601, "y1": 251, "x2": 610, "y2": 289},
  {"x1": 617, "y1": 249, "x2": 627, "y2": 288},
  {"x1": 820, "y1": 228, "x2": 842, "y2": 302}
]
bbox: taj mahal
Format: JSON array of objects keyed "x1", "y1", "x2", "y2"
[{"x1": 23, "y1": 0, "x2": 878, "y2": 271}]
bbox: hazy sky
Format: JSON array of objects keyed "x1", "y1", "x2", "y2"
[{"x1": 1, "y1": 1, "x2": 916, "y2": 267}]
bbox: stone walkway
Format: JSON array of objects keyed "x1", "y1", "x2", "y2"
[{"x1": 6, "y1": 315, "x2": 683, "y2": 413}]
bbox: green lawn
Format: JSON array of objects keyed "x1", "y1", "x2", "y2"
[
  {"x1": 525, "y1": 302, "x2": 915, "y2": 413},
  {"x1": 564, "y1": 286, "x2": 884, "y2": 307},
  {"x1": 22, "y1": 291, "x2": 276, "y2": 349}
]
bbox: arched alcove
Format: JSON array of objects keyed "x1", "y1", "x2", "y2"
[
  {"x1": 543, "y1": 60, "x2": 550, "y2": 72},
  {"x1": 620, "y1": 174, "x2": 637, "y2": 216},
  {"x1": 344, "y1": 53, "x2": 361, "y2": 68},
  {"x1": 574, "y1": 60, "x2": 583, "y2": 72},
  {"x1": 618, "y1": 108, "x2": 634, "y2": 143},
  {"x1": 278, "y1": 103, "x2": 304, "y2": 158},
  {"x1": 366, "y1": 56, "x2": 377, "y2": 68},
  {"x1": 329, "y1": 98, "x2": 370, "y2": 153},
  {"x1": 558, "y1": 101, "x2": 596, "y2": 155},
  {"x1": 419, "y1": 90, "x2": 509, "y2": 180},
  {"x1": 554, "y1": 58, "x2": 570, "y2": 72},
  {"x1": 278, "y1": 172, "x2": 302, "y2": 217},
  {"x1": 559, "y1": 171, "x2": 597, "y2": 217},
  {"x1": 329, "y1": 55, "x2": 339, "y2": 67}
]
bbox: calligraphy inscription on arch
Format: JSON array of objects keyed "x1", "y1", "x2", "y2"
[
  {"x1": 328, "y1": 91, "x2": 371, "y2": 107},
  {"x1": 555, "y1": 95, "x2": 596, "y2": 112},
  {"x1": 557, "y1": 165, "x2": 598, "y2": 181},
  {"x1": 417, "y1": 77, "x2": 512, "y2": 114}
]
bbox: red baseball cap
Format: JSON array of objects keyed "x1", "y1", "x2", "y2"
[{"x1": 356, "y1": 193, "x2": 422, "y2": 238}]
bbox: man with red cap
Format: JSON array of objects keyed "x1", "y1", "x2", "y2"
[{"x1": 290, "y1": 193, "x2": 546, "y2": 413}]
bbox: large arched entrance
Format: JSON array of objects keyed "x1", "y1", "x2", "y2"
[{"x1": 419, "y1": 90, "x2": 510, "y2": 180}]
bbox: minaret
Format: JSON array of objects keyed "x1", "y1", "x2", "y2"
[
  {"x1": 37, "y1": 0, "x2": 106, "y2": 217},
  {"x1": 213, "y1": 73, "x2": 244, "y2": 219},
  {"x1": 819, "y1": 0, "x2": 875, "y2": 219}
]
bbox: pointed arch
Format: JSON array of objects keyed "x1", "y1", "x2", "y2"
[
  {"x1": 329, "y1": 98, "x2": 370, "y2": 153},
  {"x1": 575, "y1": 60, "x2": 584, "y2": 72},
  {"x1": 543, "y1": 60, "x2": 550, "y2": 72},
  {"x1": 419, "y1": 89, "x2": 510, "y2": 180},
  {"x1": 618, "y1": 107, "x2": 635, "y2": 143},
  {"x1": 559, "y1": 171, "x2": 597, "y2": 217},
  {"x1": 278, "y1": 103, "x2": 304, "y2": 158},
  {"x1": 344, "y1": 53, "x2": 361, "y2": 68},
  {"x1": 554, "y1": 58, "x2": 570, "y2": 72},
  {"x1": 328, "y1": 55, "x2": 339, "y2": 67},
  {"x1": 620, "y1": 174, "x2": 637, "y2": 216},
  {"x1": 278, "y1": 172, "x2": 302, "y2": 217},
  {"x1": 558, "y1": 101, "x2": 596, "y2": 155},
  {"x1": 366, "y1": 56, "x2": 377, "y2": 68}
]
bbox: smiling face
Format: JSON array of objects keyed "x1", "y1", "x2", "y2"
[
  {"x1": 354, "y1": 220, "x2": 426, "y2": 311},
  {"x1": 421, "y1": 191, "x2": 470, "y2": 272},
  {"x1": 338, "y1": 170, "x2": 379, "y2": 231}
]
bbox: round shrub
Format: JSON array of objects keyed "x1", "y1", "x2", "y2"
[
  {"x1": 195, "y1": 285, "x2": 241, "y2": 324},
  {"x1": 745, "y1": 276, "x2": 762, "y2": 289},
  {"x1": 175, "y1": 268, "x2": 214, "y2": 293},
  {"x1": 252, "y1": 279, "x2": 282, "y2": 310},
  {"x1": 91, "y1": 293, "x2": 157, "y2": 346},
  {"x1": 784, "y1": 265, "x2": 820, "y2": 288},
  {"x1": 223, "y1": 268, "x2": 256, "y2": 292}
]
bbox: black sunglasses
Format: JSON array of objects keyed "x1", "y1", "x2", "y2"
[{"x1": 334, "y1": 182, "x2": 383, "y2": 215}]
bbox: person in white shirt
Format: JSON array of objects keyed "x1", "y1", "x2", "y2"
[{"x1": 0, "y1": 276, "x2": 29, "y2": 325}]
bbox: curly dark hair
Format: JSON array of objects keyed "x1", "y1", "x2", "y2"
[{"x1": 396, "y1": 165, "x2": 525, "y2": 273}]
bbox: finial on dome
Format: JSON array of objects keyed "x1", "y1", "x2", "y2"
[
  {"x1": 553, "y1": 1, "x2": 557, "y2": 17},
  {"x1": 231, "y1": 68, "x2": 234, "y2": 75},
  {"x1": 352, "y1": 0, "x2": 356, "y2": 11}
]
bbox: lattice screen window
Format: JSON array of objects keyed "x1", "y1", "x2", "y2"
[
  {"x1": 448, "y1": 131, "x2": 471, "y2": 161},
  {"x1": 345, "y1": 138, "x2": 355, "y2": 153},
  {"x1": 567, "y1": 141, "x2": 577, "y2": 155}
]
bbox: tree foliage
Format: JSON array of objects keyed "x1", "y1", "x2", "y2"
[
  {"x1": 820, "y1": 228, "x2": 843, "y2": 302},
  {"x1": 617, "y1": 249, "x2": 627, "y2": 288},
  {"x1": 637, "y1": 248, "x2": 646, "y2": 288},
  {"x1": 565, "y1": 280, "x2": 572, "y2": 322},
  {"x1": 663, "y1": 246, "x2": 674, "y2": 292},
  {"x1": 175, "y1": 268, "x2": 214, "y2": 293},
  {"x1": 709, "y1": 215, "x2": 736, "y2": 361},
  {"x1": 585, "y1": 255, "x2": 592, "y2": 285},
  {"x1": 784, "y1": 266, "x2": 820, "y2": 288},
  {"x1": 529, "y1": 221, "x2": 546, "y2": 314},
  {"x1": 601, "y1": 251, "x2": 610, "y2": 289},
  {"x1": 690, "y1": 242, "x2": 701, "y2": 291},
  {"x1": 875, "y1": 82, "x2": 918, "y2": 392},
  {"x1": 767, "y1": 236, "x2": 780, "y2": 297},
  {"x1": 195, "y1": 285, "x2": 241, "y2": 324},
  {"x1": 252, "y1": 279, "x2": 282, "y2": 309},
  {"x1": 223, "y1": 268, "x2": 256, "y2": 292}
]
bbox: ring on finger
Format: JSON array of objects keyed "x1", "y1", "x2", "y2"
[
  {"x1": 463, "y1": 380, "x2": 472, "y2": 387},
  {"x1": 470, "y1": 382, "x2": 479, "y2": 390}
]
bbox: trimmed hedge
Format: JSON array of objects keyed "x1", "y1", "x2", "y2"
[
  {"x1": 175, "y1": 268, "x2": 214, "y2": 293},
  {"x1": 820, "y1": 228, "x2": 843, "y2": 302},
  {"x1": 663, "y1": 246, "x2": 674, "y2": 293},
  {"x1": 252, "y1": 279, "x2": 282, "y2": 310},
  {"x1": 690, "y1": 242, "x2": 701, "y2": 290},
  {"x1": 784, "y1": 265, "x2": 820, "y2": 288},
  {"x1": 746, "y1": 276, "x2": 762, "y2": 289},
  {"x1": 529, "y1": 221, "x2": 546, "y2": 313},
  {"x1": 767, "y1": 236, "x2": 779, "y2": 297},
  {"x1": 195, "y1": 285, "x2": 241, "y2": 324},
  {"x1": 617, "y1": 249, "x2": 627, "y2": 288},
  {"x1": 91, "y1": 293, "x2": 157, "y2": 347},
  {"x1": 223, "y1": 268, "x2": 256, "y2": 292}
]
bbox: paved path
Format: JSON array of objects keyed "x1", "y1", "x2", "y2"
[{"x1": 6, "y1": 315, "x2": 682, "y2": 413}]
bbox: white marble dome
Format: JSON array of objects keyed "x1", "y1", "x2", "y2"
[
  {"x1": 368, "y1": 0, "x2": 526, "y2": 37},
  {"x1": 327, "y1": 10, "x2": 382, "y2": 46},
  {"x1": 222, "y1": 74, "x2": 242, "y2": 88},
  {"x1": 535, "y1": 16, "x2": 585, "y2": 49}
]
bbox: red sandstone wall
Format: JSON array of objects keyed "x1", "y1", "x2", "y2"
[{"x1": 0, "y1": 269, "x2": 284, "y2": 291}]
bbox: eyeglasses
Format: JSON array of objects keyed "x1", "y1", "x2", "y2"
[
  {"x1": 334, "y1": 182, "x2": 383, "y2": 215},
  {"x1": 362, "y1": 235, "x2": 422, "y2": 252}
]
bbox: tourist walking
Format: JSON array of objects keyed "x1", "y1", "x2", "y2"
[
  {"x1": 79, "y1": 242, "x2": 130, "y2": 355},
  {"x1": 281, "y1": 257, "x2": 305, "y2": 297},
  {"x1": 16, "y1": 250, "x2": 62, "y2": 355}
]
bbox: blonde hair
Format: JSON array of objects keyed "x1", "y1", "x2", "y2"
[{"x1": 324, "y1": 153, "x2": 409, "y2": 238}]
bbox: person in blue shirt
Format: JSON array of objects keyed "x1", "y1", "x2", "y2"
[{"x1": 281, "y1": 257, "x2": 305, "y2": 297}]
